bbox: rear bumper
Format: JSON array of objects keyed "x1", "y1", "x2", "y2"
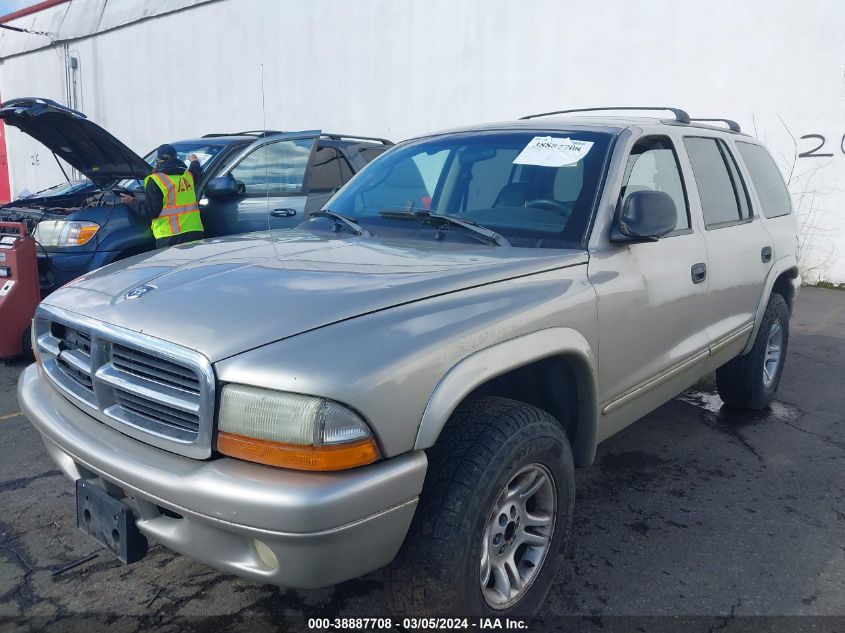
[{"x1": 18, "y1": 364, "x2": 426, "y2": 588}]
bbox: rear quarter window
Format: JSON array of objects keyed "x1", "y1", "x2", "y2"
[{"x1": 736, "y1": 142, "x2": 792, "y2": 218}]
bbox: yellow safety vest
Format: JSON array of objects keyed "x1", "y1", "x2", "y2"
[{"x1": 144, "y1": 170, "x2": 204, "y2": 240}]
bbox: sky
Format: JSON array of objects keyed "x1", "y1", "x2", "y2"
[{"x1": 0, "y1": 0, "x2": 39, "y2": 18}]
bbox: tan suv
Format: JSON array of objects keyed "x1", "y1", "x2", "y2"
[{"x1": 19, "y1": 106, "x2": 800, "y2": 615}]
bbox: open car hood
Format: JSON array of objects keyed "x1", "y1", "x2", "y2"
[{"x1": 0, "y1": 98, "x2": 152, "y2": 185}]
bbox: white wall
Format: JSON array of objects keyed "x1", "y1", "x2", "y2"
[{"x1": 2, "y1": 0, "x2": 844, "y2": 280}]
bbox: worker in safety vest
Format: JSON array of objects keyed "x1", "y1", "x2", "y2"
[{"x1": 121, "y1": 144, "x2": 204, "y2": 248}]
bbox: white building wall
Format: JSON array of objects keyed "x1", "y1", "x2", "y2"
[{"x1": 1, "y1": 0, "x2": 843, "y2": 281}]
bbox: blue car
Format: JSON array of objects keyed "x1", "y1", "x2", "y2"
[{"x1": 0, "y1": 97, "x2": 391, "y2": 295}]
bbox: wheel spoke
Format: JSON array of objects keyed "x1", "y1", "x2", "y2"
[
  {"x1": 491, "y1": 561, "x2": 512, "y2": 600},
  {"x1": 519, "y1": 529, "x2": 550, "y2": 548},
  {"x1": 523, "y1": 510, "x2": 553, "y2": 527},
  {"x1": 518, "y1": 472, "x2": 547, "y2": 501},
  {"x1": 504, "y1": 555, "x2": 524, "y2": 594}
]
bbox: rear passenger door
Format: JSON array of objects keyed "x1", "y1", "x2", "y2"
[{"x1": 681, "y1": 136, "x2": 773, "y2": 356}]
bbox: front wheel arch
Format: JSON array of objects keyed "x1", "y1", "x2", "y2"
[{"x1": 413, "y1": 328, "x2": 599, "y2": 467}]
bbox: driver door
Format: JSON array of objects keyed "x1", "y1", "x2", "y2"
[
  {"x1": 589, "y1": 134, "x2": 712, "y2": 438},
  {"x1": 204, "y1": 132, "x2": 319, "y2": 236}
]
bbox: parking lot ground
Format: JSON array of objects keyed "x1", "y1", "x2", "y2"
[{"x1": 0, "y1": 287, "x2": 842, "y2": 631}]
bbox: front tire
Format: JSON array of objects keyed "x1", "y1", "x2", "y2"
[
  {"x1": 716, "y1": 293, "x2": 790, "y2": 409},
  {"x1": 389, "y1": 397, "x2": 574, "y2": 616}
]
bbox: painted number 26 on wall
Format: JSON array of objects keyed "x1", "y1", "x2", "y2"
[{"x1": 799, "y1": 134, "x2": 845, "y2": 158}]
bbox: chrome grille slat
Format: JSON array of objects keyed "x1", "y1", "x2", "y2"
[
  {"x1": 58, "y1": 348, "x2": 92, "y2": 376},
  {"x1": 34, "y1": 306, "x2": 215, "y2": 458},
  {"x1": 112, "y1": 344, "x2": 201, "y2": 394},
  {"x1": 113, "y1": 388, "x2": 200, "y2": 431},
  {"x1": 95, "y1": 365, "x2": 200, "y2": 414},
  {"x1": 56, "y1": 355, "x2": 94, "y2": 389}
]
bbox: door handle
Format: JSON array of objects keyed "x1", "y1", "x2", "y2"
[
  {"x1": 761, "y1": 246, "x2": 772, "y2": 263},
  {"x1": 270, "y1": 208, "x2": 297, "y2": 218},
  {"x1": 691, "y1": 262, "x2": 707, "y2": 284}
]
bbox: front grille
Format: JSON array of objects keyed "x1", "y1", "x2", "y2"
[
  {"x1": 112, "y1": 344, "x2": 201, "y2": 395},
  {"x1": 34, "y1": 307, "x2": 214, "y2": 458}
]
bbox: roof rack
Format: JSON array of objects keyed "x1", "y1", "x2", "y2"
[
  {"x1": 321, "y1": 133, "x2": 393, "y2": 146},
  {"x1": 519, "y1": 106, "x2": 691, "y2": 124},
  {"x1": 201, "y1": 130, "x2": 285, "y2": 138},
  {"x1": 689, "y1": 118, "x2": 741, "y2": 133}
]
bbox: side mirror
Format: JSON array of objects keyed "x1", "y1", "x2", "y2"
[
  {"x1": 610, "y1": 190, "x2": 678, "y2": 244},
  {"x1": 205, "y1": 174, "x2": 244, "y2": 200}
]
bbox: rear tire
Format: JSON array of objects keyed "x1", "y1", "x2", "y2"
[
  {"x1": 389, "y1": 396, "x2": 574, "y2": 616},
  {"x1": 716, "y1": 293, "x2": 789, "y2": 409}
]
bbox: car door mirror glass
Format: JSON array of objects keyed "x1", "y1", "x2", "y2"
[
  {"x1": 612, "y1": 190, "x2": 678, "y2": 243},
  {"x1": 205, "y1": 174, "x2": 241, "y2": 200}
]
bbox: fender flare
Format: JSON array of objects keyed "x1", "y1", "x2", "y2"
[
  {"x1": 742, "y1": 255, "x2": 800, "y2": 355},
  {"x1": 413, "y1": 327, "x2": 600, "y2": 467}
]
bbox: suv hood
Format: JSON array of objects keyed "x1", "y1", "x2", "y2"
[
  {"x1": 43, "y1": 230, "x2": 587, "y2": 362},
  {"x1": 0, "y1": 98, "x2": 151, "y2": 185}
]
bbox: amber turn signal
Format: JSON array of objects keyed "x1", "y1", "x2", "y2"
[{"x1": 216, "y1": 432, "x2": 380, "y2": 471}]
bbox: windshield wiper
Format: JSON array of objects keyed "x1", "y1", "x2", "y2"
[
  {"x1": 378, "y1": 210, "x2": 510, "y2": 246},
  {"x1": 311, "y1": 210, "x2": 370, "y2": 236}
]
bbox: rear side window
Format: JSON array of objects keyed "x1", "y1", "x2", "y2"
[
  {"x1": 309, "y1": 146, "x2": 354, "y2": 192},
  {"x1": 683, "y1": 137, "x2": 751, "y2": 228},
  {"x1": 736, "y1": 142, "x2": 792, "y2": 218}
]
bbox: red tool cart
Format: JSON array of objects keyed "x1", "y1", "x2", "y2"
[{"x1": 0, "y1": 222, "x2": 41, "y2": 360}]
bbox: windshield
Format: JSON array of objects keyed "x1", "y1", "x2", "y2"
[
  {"x1": 117, "y1": 142, "x2": 229, "y2": 190},
  {"x1": 325, "y1": 130, "x2": 613, "y2": 248}
]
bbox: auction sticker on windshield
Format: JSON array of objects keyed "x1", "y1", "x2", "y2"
[{"x1": 513, "y1": 136, "x2": 594, "y2": 167}]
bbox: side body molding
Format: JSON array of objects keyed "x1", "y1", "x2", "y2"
[
  {"x1": 741, "y1": 255, "x2": 800, "y2": 355},
  {"x1": 413, "y1": 328, "x2": 600, "y2": 467}
]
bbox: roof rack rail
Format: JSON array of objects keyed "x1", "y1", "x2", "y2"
[
  {"x1": 201, "y1": 130, "x2": 286, "y2": 138},
  {"x1": 321, "y1": 133, "x2": 393, "y2": 145},
  {"x1": 519, "y1": 106, "x2": 691, "y2": 124},
  {"x1": 689, "y1": 118, "x2": 741, "y2": 133}
]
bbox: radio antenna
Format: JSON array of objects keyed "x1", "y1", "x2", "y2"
[{"x1": 260, "y1": 64, "x2": 272, "y2": 235}]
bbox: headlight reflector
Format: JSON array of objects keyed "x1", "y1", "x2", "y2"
[
  {"x1": 33, "y1": 221, "x2": 100, "y2": 247},
  {"x1": 217, "y1": 384, "x2": 379, "y2": 471}
]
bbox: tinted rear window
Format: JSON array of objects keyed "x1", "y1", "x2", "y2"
[{"x1": 736, "y1": 142, "x2": 792, "y2": 218}]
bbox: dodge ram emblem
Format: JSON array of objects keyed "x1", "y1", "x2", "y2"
[{"x1": 125, "y1": 284, "x2": 156, "y2": 300}]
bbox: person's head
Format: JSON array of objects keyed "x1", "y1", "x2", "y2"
[{"x1": 155, "y1": 144, "x2": 178, "y2": 169}]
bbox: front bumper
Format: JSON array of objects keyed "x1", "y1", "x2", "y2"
[{"x1": 18, "y1": 364, "x2": 426, "y2": 588}]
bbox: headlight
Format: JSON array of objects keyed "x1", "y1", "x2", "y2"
[
  {"x1": 33, "y1": 221, "x2": 100, "y2": 247},
  {"x1": 216, "y1": 384, "x2": 380, "y2": 471}
]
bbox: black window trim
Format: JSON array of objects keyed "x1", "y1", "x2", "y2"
[
  {"x1": 683, "y1": 134, "x2": 755, "y2": 231},
  {"x1": 618, "y1": 134, "x2": 693, "y2": 239}
]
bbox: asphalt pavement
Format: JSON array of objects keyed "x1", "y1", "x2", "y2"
[{"x1": 0, "y1": 287, "x2": 842, "y2": 631}]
